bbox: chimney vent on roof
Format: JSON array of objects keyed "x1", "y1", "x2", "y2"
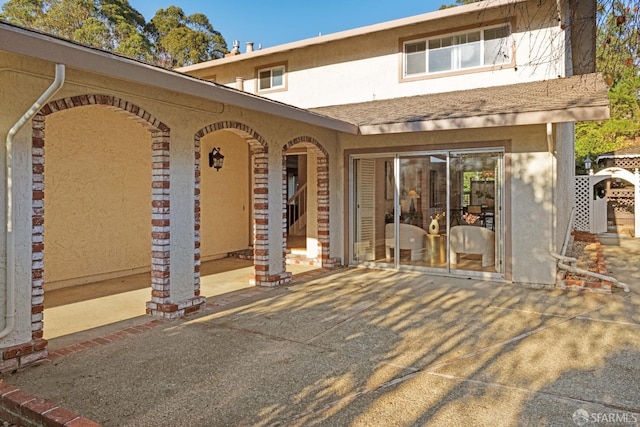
[
  {"x1": 246, "y1": 42, "x2": 254, "y2": 53},
  {"x1": 225, "y1": 40, "x2": 241, "y2": 57}
]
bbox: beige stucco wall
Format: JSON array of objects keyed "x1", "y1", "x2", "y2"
[
  {"x1": 555, "y1": 122, "x2": 576, "y2": 253},
  {"x1": 338, "y1": 123, "x2": 558, "y2": 286},
  {"x1": 186, "y1": 0, "x2": 563, "y2": 108},
  {"x1": 0, "y1": 51, "x2": 342, "y2": 346},
  {"x1": 44, "y1": 106, "x2": 152, "y2": 290},
  {"x1": 199, "y1": 131, "x2": 250, "y2": 260}
]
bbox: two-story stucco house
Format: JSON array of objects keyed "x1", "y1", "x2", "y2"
[
  {"x1": 0, "y1": 0, "x2": 608, "y2": 370},
  {"x1": 179, "y1": 0, "x2": 607, "y2": 282}
]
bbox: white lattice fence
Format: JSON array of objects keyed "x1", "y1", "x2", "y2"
[{"x1": 574, "y1": 176, "x2": 590, "y2": 231}]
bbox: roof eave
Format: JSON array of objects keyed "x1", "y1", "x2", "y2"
[
  {"x1": 0, "y1": 23, "x2": 358, "y2": 135},
  {"x1": 357, "y1": 106, "x2": 610, "y2": 135},
  {"x1": 177, "y1": 0, "x2": 529, "y2": 73}
]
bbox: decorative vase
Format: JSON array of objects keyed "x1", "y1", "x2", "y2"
[{"x1": 428, "y1": 218, "x2": 439, "y2": 235}]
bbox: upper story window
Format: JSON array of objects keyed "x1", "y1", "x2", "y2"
[
  {"x1": 403, "y1": 24, "x2": 511, "y2": 78},
  {"x1": 257, "y1": 64, "x2": 286, "y2": 92}
]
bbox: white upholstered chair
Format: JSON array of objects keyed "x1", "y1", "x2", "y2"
[
  {"x1": 385, "y1": 223, "x2": 426, "y2": 261},
  {"x1": 449, "y1": 225, "x2": 495, "y2": 267}
]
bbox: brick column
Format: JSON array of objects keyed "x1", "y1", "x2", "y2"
[
  {"x1": 146, "y1": 131, "x2": 205, "y2": 318},
  {"x1": 193, "y1": 135, "x2": 202, "y2": 298},
  {"x1": 251, "y1": 149, "x2": 291, "y2": 287},
  {"x1": 0, "y1": 114, "x2": 49, "y2": 372}
]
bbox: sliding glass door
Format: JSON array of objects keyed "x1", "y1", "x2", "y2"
[
  {"x1": 448, "y1": 151, "x2": 503, "y2": 275},
  {"x1": 351, "y1": 149, "x2": 504, "y2": 278},
  {"x1": 397, "y1": 154, "x2": 448, "y2": 270}
]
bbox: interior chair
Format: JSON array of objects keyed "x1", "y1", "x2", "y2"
[
  {"x1": 385, "y1": 223, "x2": 426, "y2": 261},
  {"x1": 449, "y1": 225, "x2": 495, "y2": 267}
]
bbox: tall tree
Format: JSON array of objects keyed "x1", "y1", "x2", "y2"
[
  {"x1": 0, "y1": 0, "x2": 228, "y2": 67},
  {"x1": 575, "y1": 0, "x2": 640, "y2": 170},
  {"x1": 145, "y1": 6, "x2": 227, "y2": 68}
]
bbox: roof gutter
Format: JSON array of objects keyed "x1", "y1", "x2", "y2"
[
  {"x1": 1, "y1": 63, "x2": 65, "y2": 340},
  {"x1": 356, "y1": 106, "x2": 610, "y2": 135}
]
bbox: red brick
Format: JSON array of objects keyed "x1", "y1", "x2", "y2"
[
  {"x1": 22, "y1": 397, "x2": 58, "y2": 424},
  {"x1": 158, "y1": 303, "x2": 178, "y2": 313},
  {"x1": 0, "y1": 406, "x2": 21, "y2": 425},
  {"x1": 34, "y1": 339, "x2": 48, "y2": 351},
  {"x1": 2, "y1": 389, "x2": 36, "y2": 412},
  {"x1": 42, "y1": 406, "x2": 78, "y2": 427},
  {"x1": 3, "y1": 343, "x2": 34, "y2": 360},
  {"x1": 64, "y1": 417, "x2": 102, "y2": 427},
  {"x1": 0, "y1": 382, "x2": 19, "y2": 396}
]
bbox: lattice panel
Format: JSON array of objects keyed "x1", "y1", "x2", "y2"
[
  {"x1": 574, "y1": 176, "x2": 591, "y2": 231},
  {"x1": 612, "y1": 158, "x2": 640, "y2": 169},
  {"x1": 611, "y1": 199, "x2": 634, "y2": 213}
]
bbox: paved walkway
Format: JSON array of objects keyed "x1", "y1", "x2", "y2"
[{"x1": 2, "y1": 240, "x2": 639, "y2": 426}]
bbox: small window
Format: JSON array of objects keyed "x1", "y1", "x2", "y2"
[
  {"x1": 403, "y1": 24, "x2": 511, "y2": 78},
  {"x1": 257, "y1": 65, "x2": 286, "y2": 91}
]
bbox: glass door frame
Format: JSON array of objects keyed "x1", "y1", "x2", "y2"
[{"x1": 349, "y1": 147, "x2": 505, "y2": 280}]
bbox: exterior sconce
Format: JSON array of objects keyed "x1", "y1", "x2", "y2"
[
  {"x1": 584, "y1": 156, "x2": 592, "y2": 175},
  {"x1": 209, "y1": 147, "x2": 224, "y2": 171}
]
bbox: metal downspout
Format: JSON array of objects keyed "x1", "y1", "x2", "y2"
[{"x1": 1, "y1": 64, "x2": 65, "y2": 340}]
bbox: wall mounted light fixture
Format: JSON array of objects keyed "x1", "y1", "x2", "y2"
[
  {"x1": 209, "y1": 147, "x2": 224, "y2": 171},
  {"x1": 584, "y1": 156, "x2": 592, "y2": 175}
]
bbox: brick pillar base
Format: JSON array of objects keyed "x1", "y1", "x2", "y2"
[
  {"x1": 250, "y1": 272, "x2": 292, "y2": 287},
  {"x1": 146, "y1": 296, "x2": 206, "y2": 320},
  {"x1": 0, "y1": 339, "x2": 48, "y2": 373},
  {"x1": 321, "y1": 257, "x2": 343, "y2": 269}
]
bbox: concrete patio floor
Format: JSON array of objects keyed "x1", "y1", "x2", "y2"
[
  {"x1": 42, "y1": 257, "x2": 320, "y2": 350},
  {"x1": 2, "y1": 239, "x2": 640, "y2": 426}
]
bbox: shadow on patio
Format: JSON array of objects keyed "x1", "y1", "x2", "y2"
[{"x1": 3, "y1": 263, "x2": 640, "y2": 426}]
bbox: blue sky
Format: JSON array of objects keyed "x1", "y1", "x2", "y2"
[
  {"x1": 128, "y1": 1, "x2": 449, "y2": 48},
  {"x1": 0, "y1": 1, "x2": 450, "y2": 48}
]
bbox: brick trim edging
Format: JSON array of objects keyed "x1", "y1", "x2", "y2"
[
  {"x1": 561, "y1": 231, "x2": 612, "y2": 294},
  {"x1": 0, "y1": 381, "x2": 101, "y2": 427}
]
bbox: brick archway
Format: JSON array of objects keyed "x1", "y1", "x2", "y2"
[
  {"x1": 283, "y1": 136, "x2": 339, "y2": 268},
  {"x1": 30, "y1": 95, "x2": 197, "y2": 326},
  {"x1": 195, "y1": 121, "x2": 290, "y2": 287}
]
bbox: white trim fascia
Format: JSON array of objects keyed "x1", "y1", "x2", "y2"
[
  {"x1": 596, "y1": 154, "x2": 640, "y2": 162},
  {"x1": 178, "y1": 0, "x2": 529, "y2": 73},
  {"x1": 358, "y1": 106, "x2": 610, "y2": 135},
  {"x1": 0, "y1": 23, "x2": 358, "y2": 134}
]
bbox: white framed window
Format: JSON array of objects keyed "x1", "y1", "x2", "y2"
[
  {"x1": 403, "y1": 24, "x2": 511, "y2": 78},
  {"x1": 258, "y1": 65, "x2": 286, "y2": 91}
]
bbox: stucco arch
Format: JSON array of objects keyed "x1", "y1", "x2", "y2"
[
  {"x1": 282, "y1": 136, "x2": 338, "y2": 267},
  {"x1": 31, "y1": 94, "x2": 192, "y2": 334},
  {"x1": 194, "y1": 121, "x2": 278, "y2": 286}
]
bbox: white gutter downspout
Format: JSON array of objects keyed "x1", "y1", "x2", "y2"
[
  {"x1": 1, "y1": 64, "x2": 65, "y2": 340},
  {"x1": 551, "y1": 252, "x2": 630, "y2": 293}
]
